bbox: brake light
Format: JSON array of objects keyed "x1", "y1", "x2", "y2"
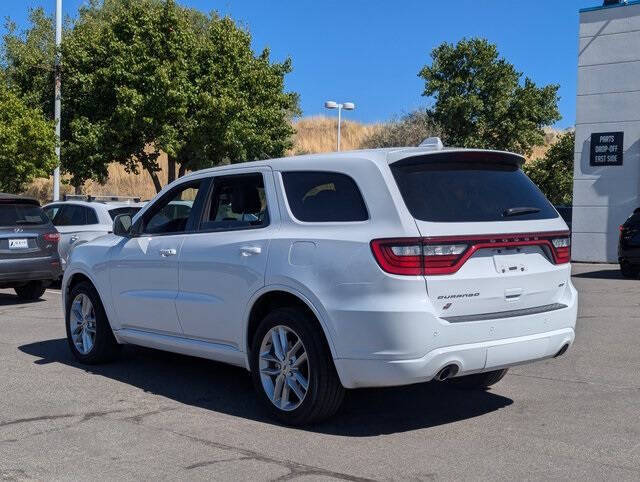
[
  {"x1": 43, "y1": 232, "x2": 60, "y2": 243},
  {"x1": 371, "y1": 231, "x2": 571, "y2": 276}
]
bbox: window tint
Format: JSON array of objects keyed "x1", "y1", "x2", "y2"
[
  {"x1": 86, "y1": 208, "x2": 99, "y2": 224},
  {"x1": 108, "y1": 207, "x2": 142, "y2": 220},
  {"x1": 200, "y1": 173, "x2": 268, "y2": 231},
  {"x1": 0, "y1": 204, "x2": 49, "y2": 226},
  {"x1": 282, "y1": 171, "x2": 368, "y2": 222},
  {"x1": 51, "y1": 205, "x2": 88, "y2": 226},
  {"x1": 43, "y1": 205, "x2": 61, "y2": 222},
  {"x1": 143, "y1": 181, "x2": 201, "y2": 234},
  {"x1": 391, "y1": 161, "x2": 558, "y2": 223}
]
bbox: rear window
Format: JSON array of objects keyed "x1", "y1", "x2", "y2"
[
  {"x1": 282, "y1": 171, "x2": 368, "y2": 222},
  {"x1": 391, "y1": 161, "x2": 558, "y2": 223},
  {"x1": 0, "y1": 204, "x2": 49, "y2": 226},
  {"x1": 108, "y1": 207, "x2": 142, "y2": 220}
]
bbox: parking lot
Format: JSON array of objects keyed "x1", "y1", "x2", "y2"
[{"x1": 0, "y1": 263, "x2": 638, "y2": 480}]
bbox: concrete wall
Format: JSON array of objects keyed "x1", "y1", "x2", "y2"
[{"x1": 574, "y1": 3, "x2": 640, "y2": 262}]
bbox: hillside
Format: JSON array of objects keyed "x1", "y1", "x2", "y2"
[{"x1": 23, "y1": 117, "x2": 561, "y2": 202}]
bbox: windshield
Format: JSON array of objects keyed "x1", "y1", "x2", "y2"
[
  {"x1": 0, "y1": 203, "x2": 49, "y2": 226},
  {"x1": 391, "y1": 161, "x2": 558, "y2": 223}
]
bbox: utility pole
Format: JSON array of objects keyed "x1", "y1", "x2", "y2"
[{"x1": 53, "y1": 0, "x2": 62, "y2": 201}]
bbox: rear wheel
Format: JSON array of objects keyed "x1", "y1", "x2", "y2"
[
  {"x1": 14, "y1": 281, "x2": 46, "y2": 300},
  {"x1": 620, "y1": 261, "x2": 640, "y2": 279},
  {"x1": 66, "y1": 281, "x2": 120, "y2": 364},
  {"x1": 250, "y1": 307, "x2": 345, "y2": 425},
  {"x1": 447, "y1": 369, "x2": 508, "y2": 389}
]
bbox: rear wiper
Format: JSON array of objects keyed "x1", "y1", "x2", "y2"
[{"x1": 502, "y1": 207, "x2": 541, "y2": 217}]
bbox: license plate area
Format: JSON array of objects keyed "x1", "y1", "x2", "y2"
[
  {"x1": 493, "y1": 248, "x2": 527, "y2": 274},
  {"x1": 9, "y1": 239, "x2": 29, "y2": 249}
]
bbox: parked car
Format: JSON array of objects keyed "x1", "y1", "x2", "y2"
[
  {"x1": 43, "y1": 196, "x2": 145, "y2": 271},
  {"x1": 618, "y1": 207, "x2": 640, "y2": 278},
  {"x1": 61, "y1": 140, "x2": 577, "y2": 425},
  {"x1": 0, "y1": 193, "x2": 61, "y2": 300}
]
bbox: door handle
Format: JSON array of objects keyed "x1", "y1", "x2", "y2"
[
  {"x1": 159, "y1": 248, "x2": 177, "y2": 257},
  {"x1": 240, "y1": 246, "x2": 262, "y2": 256}
]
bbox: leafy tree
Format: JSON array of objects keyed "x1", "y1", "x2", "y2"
[
  {"x1": 362, "y1": 109, "x2": 441, "y2": 148},
  {"x1": 0, "y1": 77, "x2": 57, "y2": 193},
  {"x1": 3, "y1": 0, "x2": 298, "y2": 193},
  {"x1": 523, "y1": 131, "x2": 574, "y2": 205},
  {"x1": 419, "y1": 38, "x2": 561, "y2": 156}
]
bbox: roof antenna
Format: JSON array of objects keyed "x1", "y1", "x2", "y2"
[{"x1": 418, "y1": 137, "x2": 444, "y2": 150}]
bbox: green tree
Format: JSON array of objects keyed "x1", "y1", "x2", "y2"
[
  {"x1": 0, "y1": 77, "x2": 57, "y2": 193},
  {"x1": 3, "y1": 0, "x2": 298, "y2": 193},
  {"x1": 523, "y1": 131, "x2": 574, "y2": 205},
  {"x1": 419, "y1": 38, "x2": 561, "y2": 156}
]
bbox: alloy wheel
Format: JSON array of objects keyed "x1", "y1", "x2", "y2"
[{"x1": 69, "y1": 293, "x2": 97, "y2": 355}]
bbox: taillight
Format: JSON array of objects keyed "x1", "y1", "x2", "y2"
[
  {"x1": 371, "y1": 231, "x2": 571, "y2": 276},
  {"x1": 551, "y1": 236, "x2": 571, "y2": 264},
  {"x1": 370, "y1": 238, "x2": 422, "y2": 275},
  {"x1": 43, "y1": 232, "x2": 60, "y2": 243}
]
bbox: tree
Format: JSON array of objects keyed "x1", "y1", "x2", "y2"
[
  {"x1": 0, "y1": 77, "x2": 57, "y2": 193},
  {"x1": 523, "y1": 131, "x2": 574, "y2": 205},
  {"x1": 3, "y1": 0, "x2": 298, "y2": 193},
  {"x1": 362, "y1": 109, "x2": 441, "y2": 148},
  {"x1": 419, "y1": 38, "x2": 561, "y2": 156}
]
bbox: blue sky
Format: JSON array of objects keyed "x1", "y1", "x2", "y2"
[{"x1": 1, "y1": 0, "x2": 607, "y2": 127}]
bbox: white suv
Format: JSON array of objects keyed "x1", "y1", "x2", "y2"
[{"x1": 62, "y1": 141, "x2": 577, "y2": 425}]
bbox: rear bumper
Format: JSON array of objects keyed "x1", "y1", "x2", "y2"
[
  {"x1": 0, "y1": 256, "x2": 62, "y2": 286},
  {"x1": 335, "y1": 327, "x2": 575, "y2": 388}
]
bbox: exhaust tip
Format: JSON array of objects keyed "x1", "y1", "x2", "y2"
[
  {"x1": 554, "y1": 343, "x2": 569, "y2": 358},
  {"x1": 435, "y1": 364, "x2": 459, "y2": 382}
]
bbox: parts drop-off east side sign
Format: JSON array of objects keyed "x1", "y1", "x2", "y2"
[{"x1": 590, "y1": 132, "x2": 624, "y2": 166}]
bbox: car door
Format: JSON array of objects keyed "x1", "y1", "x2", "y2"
[
  {"x1": 45, "y1": 204, "x2": 102, "y2": 266},
  {"x1": 176, "y1": 168, "x2": 276, "y2": 348},
  {"x1": 109, "y1": 178, "x2": 208, "y2": 335}
]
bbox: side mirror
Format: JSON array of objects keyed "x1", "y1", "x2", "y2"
[{"x1": 113, "y1": 214, "x2": 133, "y2": 237}]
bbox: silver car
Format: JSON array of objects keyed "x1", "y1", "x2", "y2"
[{"x1": 43, "y1": 196, "x2": 145, "y2": 271}]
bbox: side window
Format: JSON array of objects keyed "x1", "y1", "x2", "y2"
[
  {"x1": 142, "y1": 181, "x2": 201, "y2": 235},
  {"x1": 86, "y1": 208, "x2": 99, "y2": 225},
  {"x1": 282, "y1": 171, "x2": 368, "y2": 222},
  {"x1": 43, "y1": 205, "x2": 61, "y2": 222},
  {"x1": 200, "y1": 173, "x2": 268, "y2": 231},
  {"x1": 51, "y1": 205, "x2": 87, "y2": 226}
]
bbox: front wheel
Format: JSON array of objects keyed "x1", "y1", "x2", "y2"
[
  {"x1": 250, "y1": 307, "x2": 345, "y2": 425},
  {"x1": 65, "y1": 281, "x2": 120, "y2": 364},
  {"x1": 447, "y1": 369, "x2": 508, "y2": 389},
  {"x1": 14, "y1": 281, "x2": 46, "y2": 300}
]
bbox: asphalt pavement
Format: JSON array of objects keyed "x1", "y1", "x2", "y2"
[{"x1": 0, "y1": 263, "x2": 639, "y2": 480}]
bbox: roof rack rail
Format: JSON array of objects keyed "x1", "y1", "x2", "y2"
[{"x1": 63, "y1": 194, "x2": 141, "y2": 203}]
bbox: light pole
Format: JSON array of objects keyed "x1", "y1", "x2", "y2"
[
  {"x1": 53, "y1": 0, "x2": 62, "y2": 201},
  {"x1": 324, "y1": 100, "x2": 355, "y2": 151}
]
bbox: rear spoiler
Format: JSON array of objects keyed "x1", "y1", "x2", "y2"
[
  {"x1": 391, "y1": 150, "x2": 525, "y2": 169},
  {"x1": 0, "y1": 195, "x2": 40, "y2": 206}
]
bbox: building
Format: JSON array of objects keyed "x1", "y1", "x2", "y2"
[{"x1": 573, "y1": 0, "x2": 640, "y2": 262}]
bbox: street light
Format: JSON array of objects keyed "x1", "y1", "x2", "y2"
[
  {"x1": 53, "y1": 0, "x2": 62, "y2": 201},
  {"x1": 324, "y1": 100, "x2": 355, "y2": 151}
]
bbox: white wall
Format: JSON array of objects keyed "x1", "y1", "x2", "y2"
[{"x1": 574, "y1": 3, "x2": 640, "y2": 262}]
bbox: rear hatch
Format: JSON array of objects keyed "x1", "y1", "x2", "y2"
[
  {"x1": 0, "y1": 201, "x2": 58, "y2": 260},
  {"x1": 388, "y1": 151, "x2": 571, "y2": 320}
]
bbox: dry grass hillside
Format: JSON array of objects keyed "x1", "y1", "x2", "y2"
[{"x1": 23, "y1": 117, "x2": 562, "y2": 203}]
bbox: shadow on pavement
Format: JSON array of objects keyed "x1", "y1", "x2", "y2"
[
  {"x1": 19, "y1": 338, "x2": 513, "y2": 436},
  {"x1": 572, "y1": 268, "x2": 626, "y2": 280},
  {"x1": 0, "y1": 292, "x2": 45, "y2": 307}
]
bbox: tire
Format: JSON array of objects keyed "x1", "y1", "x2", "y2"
[
  {"x1": 14, "y1": 281, "x2": 46, "y2": 300},
  {"x1": 250, "y1": 307, "x2": 345, "y2": 425},
  {"x1": 620, "y1": 261, "x2": 640, "y2": 279},
  {"x1": 447, "y1": 369, "x2": 508, "y2": 389},
  {"x1": 65, "y1": 281, "x2": 120, "y2": 364}
]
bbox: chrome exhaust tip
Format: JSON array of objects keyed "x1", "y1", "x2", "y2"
[
  {"x1": 554, "y1": 343, "x2": 569, "y2": 358},
  {"x1": 435, "y1": 364, "x2": 459, "y2": 382}
]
